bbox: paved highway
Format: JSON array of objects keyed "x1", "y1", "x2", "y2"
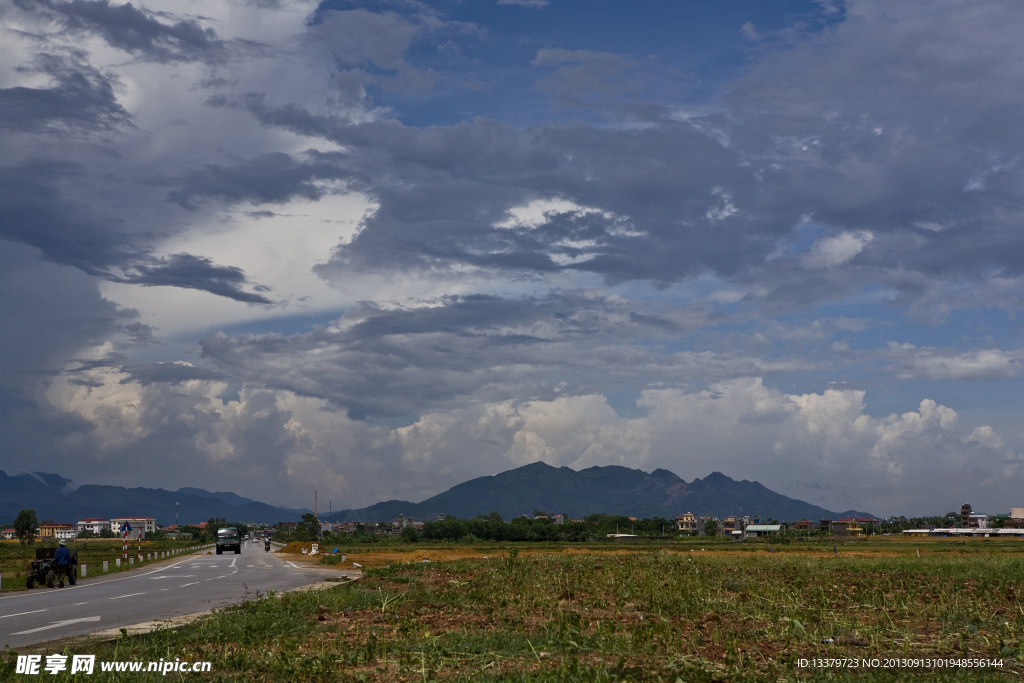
[{"x1": 1, "y1": 540, "x2": 345, "y2": 649}]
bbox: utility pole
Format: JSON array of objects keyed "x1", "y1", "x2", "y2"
[
  {"x1": 314, "y1": 491, "x2": 318, "y2": 520},
  {"x1": 176, "y1": 502, "x2": 179, "y2": 528}
]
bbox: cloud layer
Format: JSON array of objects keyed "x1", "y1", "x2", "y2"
[{"x1": 2, "y1": 0, "x2": 1023, "y2": 516}]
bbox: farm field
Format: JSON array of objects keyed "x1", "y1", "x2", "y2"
[
  {"x1": 0, "y1": 538, "x2": 207, "y2": 591},
  {"x1": 299, "y1": 535, "x2": 1024, "y2": 568},
  {"x1": 15, "y1": 538, "x2": 1024, "y2": 681}
]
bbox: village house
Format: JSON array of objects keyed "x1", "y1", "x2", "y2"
[
  {"x1": 676, "y1": 512, "x2": 698, "y2": 533},
  {"x1": 38, "y1": 523, "x2": 77, "y2": 540},
  {"x1": 76, "y1": 518, "x2": 111, "y2": 535},
  {"x1": 832, "y1": 519, "x2": 865, "y2": 538},
  {"x1": 719, "y1": 516, "x2": 746, "y2": 539}
]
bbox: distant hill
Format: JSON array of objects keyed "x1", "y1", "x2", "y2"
[
  {"x1": 176, "y1": 487, "x2": 259, "y2": 508},
  {"x1": 0, "y1": 472, "x2": 310, "y2": 526},
  {"x1": 327, "y1": 462, "x2": 875, "y2": 523}
]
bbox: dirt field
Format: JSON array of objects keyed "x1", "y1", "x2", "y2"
[{"x1": 275, "y1": 537, "x2": 1024, "y2": 569}]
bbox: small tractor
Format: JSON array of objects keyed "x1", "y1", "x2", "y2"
[{"x1": 26, "y1": 546, "x2": 78, "y2": 589}]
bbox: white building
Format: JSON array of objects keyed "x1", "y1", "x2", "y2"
[
  {"x1": 110, "y1": 517, "x2": 157, "y2": 538},
  {"x1": 77, "y1": 518, "x2": 112, "y2": 535}
]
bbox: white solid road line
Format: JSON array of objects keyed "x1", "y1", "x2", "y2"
[
  {"x1": 109, "y1": 592, "x2": 146, "y2": 600},
  {"x1": 0, "y1": 557, "x2": 196, "y2": 602},
  {"x1": 179, "y1": 582, "x2": 199, "y2": 588},
  {"x1": 0, "y1": 609, "x2": 48, "y2": 620},
  {"x1": 12, "y1": 616, "x2": 101, "y2": 636}
]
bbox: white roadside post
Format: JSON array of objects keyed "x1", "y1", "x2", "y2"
[
  {"x1": 103, "y1": 561, "x2": 108, "y2": 572},
  {"x1": 81, "y1": 564, "x2": 86, "y2": 578}
]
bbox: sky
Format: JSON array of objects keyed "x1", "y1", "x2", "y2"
[{"x1": 2, "y1": 0, "x2": 1023, "y2": 518}]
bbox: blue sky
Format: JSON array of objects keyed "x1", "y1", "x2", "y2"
[
  {"x1": 318, "y1": 0, "x2": 842, "y2": 127},
  {"x1": 2, "y1": 0, "x2": 1023, "y2": 517}
]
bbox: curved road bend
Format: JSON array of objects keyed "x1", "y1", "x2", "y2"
[{"x1": 2, "y1": 540, "x2": 347, "y2": 650}]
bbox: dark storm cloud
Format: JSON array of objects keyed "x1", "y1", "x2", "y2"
[
  {"x1": 122, "y1": 321, "x2": 159, "y2": 346},
  {"x1": 210, "y1": 0, "x2": 1024, "y2": 320},
  {"x1": 0, "y1": 53, "x2": 130, "y2": 133},
  {"x1": 717, "y1": 0, "x2": 1024, "y2": 310},
  {"x1": 197, "y1": 293, "x2": 734, "y2": 419},
  {"x1": 0, "y1": 243, "x2": 131, "y2": 378},
  {"x1": 0, "y1": 160, "x2": 142, "y2": 273},
  {"x1": 225, "y1": 94, "x2": 775, "y2": 283},
  {"x1": 0, "y1": 161, "x2": 274, "y2": 303},
  {"x1": 116, "y1": 254, "x2": 273, "y2": 304},
  {"x1": 165, "y1": 151, "x2": 354, "y2": 210},
  {"x1": 14, "y1": 0, "x2": 225, "y2": 63}
]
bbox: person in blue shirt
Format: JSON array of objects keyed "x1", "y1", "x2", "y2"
[{"x1": 54, "y1": 539, "x2": 71, "y2": 585}]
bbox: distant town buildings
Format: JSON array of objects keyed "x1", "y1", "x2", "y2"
[
  {"x1": 77, "y1": 518, "x2": 111, "y2": 535},
  {"x1": 9, "y1": 499, "x2": 1024, "y2": 544},
  {"x1": 38, "y1": 523, "x2": 76, "y2": 540},
  {"x1": 110, "y1": 517, "x2": 157, "y2": 538}
]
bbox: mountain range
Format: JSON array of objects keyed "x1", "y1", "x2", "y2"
[
  {"x1": 327, "y1": 462, "x2": 875, "y2": 523},
  {"x1": 0, "y1": 470, "x2": 309, "y2": 526},
  {"x1": 0, "y1": 463, "x2": 874, "y2": 527}
]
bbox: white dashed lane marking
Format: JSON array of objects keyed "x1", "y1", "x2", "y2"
[
  {"x1": 0, "y1": 609, "x2": 48, "y2": 620},
  {"x1": 109, "y1": 592, "x2": 145, "y2": 600}
]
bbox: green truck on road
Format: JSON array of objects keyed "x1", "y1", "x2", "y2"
[{"x1": 216, "y1": 527, "x2": 241, "y2": 554}]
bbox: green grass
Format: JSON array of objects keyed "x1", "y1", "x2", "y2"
[
  {"x1": 6, "y1": 543, "x2": 1024, "y2": 681},
  {"x1": 0, "y1": 539, "x2": 212, "y2": 591}
]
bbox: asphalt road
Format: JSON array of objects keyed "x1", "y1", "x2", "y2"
[{"x1": 1, "y1": 540, "x2": 343, "y2": 649}]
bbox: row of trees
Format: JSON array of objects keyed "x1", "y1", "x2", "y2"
[
  {"x1": 13, "y1": 509, "x2": 38, "y2": 544},
  {"x1": 397, "y1": 512, "x2": 679, "y2": 543}
]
